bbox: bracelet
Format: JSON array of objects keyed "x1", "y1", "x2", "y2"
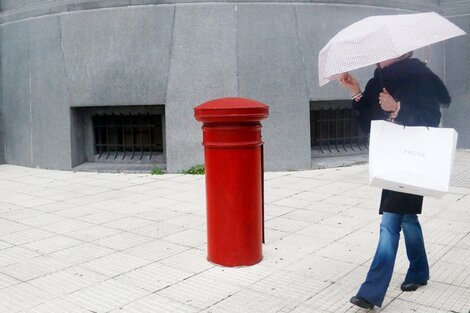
[
  {"x1": 390, "y1": 101, "x2": 401, "y2": 119},
  {"x1": 351, "y1": 92, "x2": 363, "y2": 101}
]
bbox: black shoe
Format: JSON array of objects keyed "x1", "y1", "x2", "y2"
[
  {"x1": 350, "y1": 296, "x2": 374, "y2": 310},
  {"x1": 400, "y1": 281, "x2": 427, "y2": 292}
]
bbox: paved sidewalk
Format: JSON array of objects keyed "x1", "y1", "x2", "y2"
[{"x1": 0, "y1": 151, "x2": 469, "y2": 313}]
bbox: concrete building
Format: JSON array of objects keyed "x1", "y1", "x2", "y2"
[{"x1": 1, "y1": 0, "x2": 469, "y2": 173}]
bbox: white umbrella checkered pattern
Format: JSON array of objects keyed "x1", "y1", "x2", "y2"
[{"x1": 318, "y1": 12, "x2": 466, "y2": 86}]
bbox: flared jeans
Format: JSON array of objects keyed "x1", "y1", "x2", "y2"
[{"x1": 357, "y1": 213, "x2": 430, "y2": 307}]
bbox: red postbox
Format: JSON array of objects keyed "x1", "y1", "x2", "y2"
[{"x1": 194, "y1": 97, "x2": 269, "y2": 267}]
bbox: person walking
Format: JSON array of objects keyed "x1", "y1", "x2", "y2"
[{"x1": 339, "y1": 52, "x2": 451, "y2": 310}]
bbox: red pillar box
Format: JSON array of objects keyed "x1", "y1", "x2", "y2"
[{"x1": 194, "y1": 97, "x2": 269, "y2": 267}]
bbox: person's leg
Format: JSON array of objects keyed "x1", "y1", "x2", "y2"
[
  {"x1": 402, "y1": 214, "x2": 429, "y2": 285},
  {"x1": 355, "y1": 213, "x2": 402, "y2": 307}
]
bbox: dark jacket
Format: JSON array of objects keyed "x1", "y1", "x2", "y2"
[{"x1": 353, "y1": 58, "x2": 451, "y2": 214}]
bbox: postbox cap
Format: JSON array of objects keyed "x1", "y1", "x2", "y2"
[{"x1": 194, "y1": 97, "x2": 269, "y2": 123}]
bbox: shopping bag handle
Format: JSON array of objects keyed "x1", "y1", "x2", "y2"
[{"x1": 399, "y1": 123, "x2": 430, "y2": 131}]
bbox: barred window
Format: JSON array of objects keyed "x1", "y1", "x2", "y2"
[
  {"x1": 93, "y1": 113, "x2": 163, "y2": 161},
  {"x1": 310, "y1": 100, "x2": 368, "y2": 155}
]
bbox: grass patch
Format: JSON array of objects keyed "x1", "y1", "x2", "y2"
[
  {"x1": 150, "y1": 167, "x2": 165, "y2": 175},
  {"x1": 180, "y1": 164, "x2": 205, "y2": 175}
]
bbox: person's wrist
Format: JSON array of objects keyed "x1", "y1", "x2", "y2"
[
  {"x1": 351, "y1": 91, "x2": 363, "y2": 102},
  {"x1": 351, "y1": 87, "x2": 361, "y2": 96},
  {"x1": 390, "y1": 101, "x2": 400, "y2": 118}
]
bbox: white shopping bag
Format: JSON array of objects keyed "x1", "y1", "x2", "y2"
[{"x1": 369, "y1": 120, "x2": 458, "y2": 198}]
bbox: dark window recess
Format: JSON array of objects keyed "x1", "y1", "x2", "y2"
[
  {"x1": 93, "y1": 113, "x2": 163, "y2": 160},
  {"x1": 310, "y1": 101, "x2": 368, "y2": 155}
]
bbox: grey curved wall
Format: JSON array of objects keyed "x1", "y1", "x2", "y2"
[
  {"x1": 0, "y1": 0, "x2": 439, "y2": 24},
  {"x1": 1, "y1": 1, "x2": 466, "y2": 172},
  {"x1": 441, "y1": 0, "x2": 470, "y2": 148}
]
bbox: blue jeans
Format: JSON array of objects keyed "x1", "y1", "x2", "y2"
[{"x1": 357, "y1": 213, "x2": 429, "y2": 307}]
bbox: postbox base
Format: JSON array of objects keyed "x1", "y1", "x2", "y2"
[{"x1": 207, "y1": 254, "x2": 263, "y2": 267}]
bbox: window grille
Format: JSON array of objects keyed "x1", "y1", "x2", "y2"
[
  {"x1": 93, "y1": 113, "x2": 163, "y2": 160},
  {"x1": 310, "y1": 101, "x2": 368, "y2": 154}
]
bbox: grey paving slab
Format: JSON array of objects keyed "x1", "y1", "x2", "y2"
[{"x1": 0, "y1": 151, "x2": 469, "y2": 312}]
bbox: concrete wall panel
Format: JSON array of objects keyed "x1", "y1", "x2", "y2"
[
  {"x1": 0, "y1": 0, "x2": 439, "y2": 24},
  {"x1": 165, "y1": 4, "x2": 238, "y2": 173},
  {"x1": 237, "y1": 4, "x2": 310, "y2": 170},
  {"x1": 444, "y1": 15, "x2": 470, "y2": 147},
  {"x1": 1, "y1": 21, "x2": 32, "y2": 166},
  {"x1": 60, "y1": 5, "x2": 174, "y2": 106},
  {"x1": 29, "y1": 16, "x2": 71, "y2": 169}
]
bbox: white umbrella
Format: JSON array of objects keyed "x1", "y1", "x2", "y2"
[{"x1": 318, "y1": 12, "x2": 466, "y2": 86}]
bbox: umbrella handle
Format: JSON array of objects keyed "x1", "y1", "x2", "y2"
[{"x1": 423, "y1": 46, "x2": 431, "y2": 64}]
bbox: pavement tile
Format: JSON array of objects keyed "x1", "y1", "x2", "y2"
[
  {"x1": 316, "y1": 242, "x2": 373, "y2": 265},
  {"x1": 21, "y1": 235, "x2": 82, "y2": 255},
  {"x1": 0, "y1": 254, "x2": 69, "y2": 281},
  {"x1": 203, "y1": 288, "x2": 302, "y2": 313},
  {"x1": 129, "y1": 221, "x2": 187, "y2": 239},
  {"x1": 0, "y1": 241, "x2": 12, "y2": 250},
  {"x1": 1, "y1": 228, "x2": 56, "y2": 246},
  {"x1": 109, "y1": 293, "x2": 199, "y2": 313},
  {"x1": 265, "y1": 217, "x2": 311, "y2": 233},
  {"x1": 271, "y1": 197, "x2": 311, "y2": 209},
  {"x1": 438, "y1": 246, "x2": 470, "y2": 266},
  {"x1": 288, "y1": 190, "x2": 332, "y2": 202},
  {"x1": 456, "y1": 232, "x2": 470, "y2": 249},
  {"x1": 77, "y1": 211, "x2": 127, "y2": 225},
  {"x1": 51, "y1": 206, "x2": 99, "y2": 218},
  {"x1": 24, "y1": 298, "x2": 91, "y2": 313},
  {"x1": 264, "y1": 204, "x2": 297, "y2": 218},
  {"x1": 158, "y1": 248, "x2": 214, "y2": 274},
  {"x1": 0, "y1": 219, "x2": 29, "y2": 235},
  {"x1": 28, "y1": 266, "x2": 107, "y2": 297},
  {"x1": 0, "y1": 246, "x2": 41, "y2": 268},
  {"x1": 166, "y1": 213, "x2": 206, "y2": 228},
  {"x1": 167, "y1": 201, "x2": 206, "y2": 214},
  {"x1": 321, "y1": 194, "x2": 365, "y2": 206},
  {"x1": 20, "y1": 213, "x2": 67, "y2": 227},
  {"x1": 94, "y1": 232, "x2": 154, "y2": 251},
  {"x1": 0, "y1": 208, "x2": 43, "y2": 221},
  {"x1": 382, "y1": 299, "x2": 450, "y2": 313},
  {"x1": 0, "y1": 151, "x2": 469, "y2": 313},
  {"x1": 80, "y1": 251, "x2": 152, "y2": 278},
  {"x1": 40, "y1": 219, "x2": 95, "y2": 235},
  {"x1": 65, "y1": 225, "x2": 122, "y2": 242},
  {"x1": 161, "y1": 229, "x2": 207, "y2": 248},
  {"x1": 47, "y1": 243, "x2": 114, "y2": 266},
  {"x1": 398, "y1": 281, "x2": 470, "y2": 313},
  {"x1": 280, "y1": 209, "x2": 331, "y2": 223},
  {"x1": 124, "y1": 239, "x2": 189, "y2": 262},
  {"x1": 135, "y1": 207, "x2": 185, "y2": 222},
  {"x1": 156, "y1": 270, "x2": 243, "y2": 310},
  {"x1": 139, "y1": 197, "x2": 185, "y2": 209},
  {"x1": 101, "y1": 216, "x2": 155, "y2": 231},
  {"x1": 249, "y1": 270, "x2": 329, "y2": 302},
  {"x1": 429, "y1": 260, "x2": 470, "y2": 288},
  {"x1": 0, "y1": 282, "x2": 55, "y2": 313},
  {"x1": 284, "y1": 254, "x2": 357, "y2": 282},
  {"x1": 0, "y1": 273, "x2": 21, "y2": 289},
  {"x1": 63, "y1": 279, "x2": 149, "y2": 312},
  {"x1": 114, "y1": 261, "x2": 193, "y2": 292},
  {"x1": 296, "y1": 223, "x2": 352, "y2": 242},
  {"x1": 318, "y1": 213, "x2": 373, "y2": 230}
]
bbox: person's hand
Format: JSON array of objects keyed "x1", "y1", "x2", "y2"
[
  {"x1": 379, "y1": 88, "x2": 399, "y2": 112},
  {"x1": 339, "y1": 72, "x2": 361, "y2": 95}
]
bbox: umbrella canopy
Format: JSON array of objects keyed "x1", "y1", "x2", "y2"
[{"x1": 318, "y1": 12, "x2": 466, "y2": 86}]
